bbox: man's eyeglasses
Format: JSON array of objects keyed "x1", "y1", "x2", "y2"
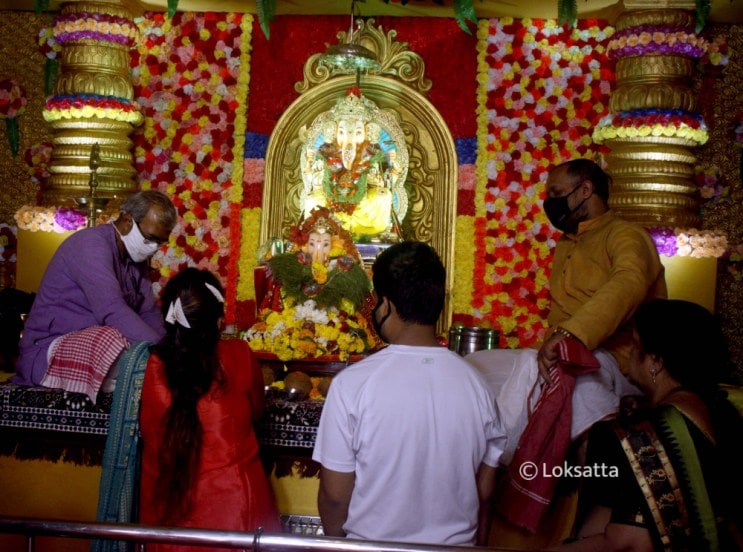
[{"x1": 136, "y1": 221, "x2": 168, "y2": 246}]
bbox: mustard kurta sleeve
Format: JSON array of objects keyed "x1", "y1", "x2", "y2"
[{"x1": 547, "y1": 211, "x2": 667, "y2": 355}]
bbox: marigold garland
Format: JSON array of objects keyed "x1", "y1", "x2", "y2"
[
  {"x1": 238, "y1": 207, "x2": 262, "y2": 302},
  {"x1": 452, "y1": 216, "x2": 476, "y2": 316},
  {"x1": 230, "y1": 14, "x2": 253, "y2": 206},
  {"x1": 243, "y1": 299, "x2": 375, "y2": 361},
  {"x1": 224, "y1": 202, "x2": 241, "y2": 324},
  {"x1": 222, "y1": 15, "x2": 254, "y2": 324}
]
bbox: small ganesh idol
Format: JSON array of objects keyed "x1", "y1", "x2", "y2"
[{"x1": 245, "y1": 207, "x2": 378, "y2": 361}]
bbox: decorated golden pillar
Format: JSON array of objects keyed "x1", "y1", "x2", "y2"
[
  {"x1": 593, "y1": 1, "x2": 708, "y2": 228},
  {"x1": 41, "y1": 0, "x2": 142, "y2": 207}
]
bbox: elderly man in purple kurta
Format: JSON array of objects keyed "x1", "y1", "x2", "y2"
[{"x1": 13, "y1": 190, "x2": 177, "y2": 401}]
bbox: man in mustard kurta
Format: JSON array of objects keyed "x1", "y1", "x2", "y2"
[
  {"x1": 536, "y1": 158, "x2": 667, "y2": 378},
  {"x1": 467, "y1": 158, "x2": 667, "y2": 545}
]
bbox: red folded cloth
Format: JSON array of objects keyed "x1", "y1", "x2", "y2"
[{"x1": 497, "y1": 337, "x2": 599, "y2": 532}]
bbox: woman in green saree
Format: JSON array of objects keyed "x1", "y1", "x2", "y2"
[{"x1": 557, "y1": 299, "x2": 743, "y2": 551}]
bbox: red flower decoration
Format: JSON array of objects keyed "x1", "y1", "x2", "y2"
[
  {"x1": 0, "y1": 79, "x2": 27, "y2": 119},
  {"x1": 297, "y1": 251, "x2": 312, "y2": 265}
]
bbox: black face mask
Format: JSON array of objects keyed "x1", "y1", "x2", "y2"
[
  {"x1": 543, "y1": 183, "x2": 587, "y2": 233},
  {"x1": 372, "y1": 299, "x2": 391, "y2": 343}
]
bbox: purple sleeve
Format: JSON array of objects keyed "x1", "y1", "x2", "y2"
[
  {"x1": 136, "y1": 269, "x2": 165, "y2": 337},
  {"x1": 70, "y1": 235, "x2": 164, "y2": 343}
]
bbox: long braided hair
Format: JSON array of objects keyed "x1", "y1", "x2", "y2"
[{"x1": 150, "y1": 268, "x2": 225, "y2": 521}]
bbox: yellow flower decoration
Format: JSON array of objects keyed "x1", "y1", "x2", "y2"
[{"x1": 312, "y1": 261, "x2": 329, "y2": 284}]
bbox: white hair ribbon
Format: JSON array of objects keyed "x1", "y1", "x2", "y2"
[
  {"x1": 205, "y1": 282, "x2": 225, "y2": 303},
  {"x1": 165, "y1": 297, "x2": 191, "y2": 328}
]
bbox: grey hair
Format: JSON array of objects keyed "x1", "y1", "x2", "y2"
[{"x1": 120, "y1": 190, "x2": 177, "y2": 230}]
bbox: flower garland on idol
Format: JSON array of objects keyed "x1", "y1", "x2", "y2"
[
  {"x1": 268, "y1": 210, "x2": 370, "y2": 310},
  {"x1": 243, "y1": 208, "x2": 377, "y2": 361}
]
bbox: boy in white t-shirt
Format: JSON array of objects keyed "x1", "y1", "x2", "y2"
[{"x1": 313, "y1": 241, "x2": 507, "y2": 545}]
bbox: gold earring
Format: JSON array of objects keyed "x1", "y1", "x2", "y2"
[{"x1": 650, "y1": 368, "x2": 657, "y2": 384}]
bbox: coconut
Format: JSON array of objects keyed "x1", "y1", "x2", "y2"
[
  {"x1": 283, "y1": 371, "x2": 313, "y2": 398},
  {"x1": 317, "y1": 376, "x2": 333, "y2": 398}
]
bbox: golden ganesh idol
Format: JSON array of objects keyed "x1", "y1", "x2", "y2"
[{"x1": 299, "y1": 86, "x2": 409, "y2": 240}]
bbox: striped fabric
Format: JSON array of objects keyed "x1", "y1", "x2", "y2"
[
  {"x1": 92, "y1": 341, "x2": 151, "y2": 552},
  {"x1": 41, "y1": 325, "x2": 130, "y2": 401}
]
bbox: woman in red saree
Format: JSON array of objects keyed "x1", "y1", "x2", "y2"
[
  {"x1": 139, "y1": 268, "x2": 281, "y2": 550},
  {"x1": 557, "y1": 299, "x2": 743, "y2": 551}
]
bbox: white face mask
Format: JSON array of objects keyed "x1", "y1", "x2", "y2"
[{"x1": 114, "y1": 219, "x2": 160, "y2": 263}]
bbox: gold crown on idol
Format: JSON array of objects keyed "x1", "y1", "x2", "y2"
[
  {"x1": 309, "y1": 216, "x2": 336, "y2": 235},
  {"x1": 300, "y1": 208, "x2": 343, "y2": 237},
  {"x1": 332, "y1": 85, "x2": 377, "y2": 123}
]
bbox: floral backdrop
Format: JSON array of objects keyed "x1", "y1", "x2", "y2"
[
  {"x1": 127, "y1": 14, "x2": 614, "y2": 349},
  {"x1": 126, "y1": 13, "x2": 738, "y2": 355},
  {"x1": 1, "y1": 12, "x2": 742, "y2": 377},
  {"x1": 130, "y1": 12, "x2": 251, "y2": 324},
  {"x1": 465, "y1": 18, "x2": 613, "y2": 348}
]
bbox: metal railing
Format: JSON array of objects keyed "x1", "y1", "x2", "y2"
[{"x1": 0, "y1": 516, "x2": 539, "y2": 551}]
